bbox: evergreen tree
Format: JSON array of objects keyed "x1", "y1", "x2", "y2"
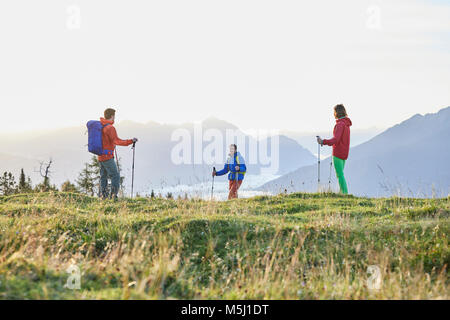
[
  {"x1": 18, "y1": 169, "x2": 32, "y2": 193},
  {"x1": 150, "y1": 189, "x2": 155, "y2": 199},
  {"x1": 19, "y1": 169, "x2": 26, "y2": 190},
  {"x1": 76, "y1": 163, "x2": 95, "y2": 196},
  {"x1": 88, "y1": 156, "x2": 101, "y2": 196},
  {"x1": 0, "y1": 172, "x2": 17, "y2": 196}
]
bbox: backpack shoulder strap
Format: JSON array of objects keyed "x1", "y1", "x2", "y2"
[
  {"x1": 235, "y1": 153, "x2": 246, "y2": 175},
  {"x1": 235, "y1": 153, "x2": 245, "y2": 165}
]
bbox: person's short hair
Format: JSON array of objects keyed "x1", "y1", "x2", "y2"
[
  {"x1": 334, "y1": 104, "x2": 347, "y2": 118},
  {"x1": 104, "y1": 108, "x2": 116, "y2": 119}
]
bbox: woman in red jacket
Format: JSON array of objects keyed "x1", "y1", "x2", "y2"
[{"x1": 317, "y1": 104, "x2": 352, "y2": 194}]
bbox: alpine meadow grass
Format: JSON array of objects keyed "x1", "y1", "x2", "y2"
[{"x1": 0, "y1": 192, "x2": 448, "y2": 299}]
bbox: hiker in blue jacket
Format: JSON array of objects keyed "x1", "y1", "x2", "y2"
[{"x1": 212, "y1": 144, "x2": 246, "y2": 199}]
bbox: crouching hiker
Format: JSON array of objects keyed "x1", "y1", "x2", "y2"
[
  {"x1": 317, "y1": 104, "x2": 352, "y2": 194},
  {"x1": 212, "y1": 144, "x2": 247, "y2": 200},
  {"x1": 87, "y1": 108, "x2": 138, "y2": 200}
]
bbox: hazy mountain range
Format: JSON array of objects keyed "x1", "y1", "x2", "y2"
[
  {"x1": 258, "y1": 106, "x2": 450, "y2": 198},
  {"x1": 3, "y1": 107, "x2": 446, "y2": 198},
  {"x1": 0, "y1": 117, "x2": 316, "y2": 194}
]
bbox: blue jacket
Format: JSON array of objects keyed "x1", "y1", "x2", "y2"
[{"x1": 216, "y1": 152, "x2": 247, "y2": 181}]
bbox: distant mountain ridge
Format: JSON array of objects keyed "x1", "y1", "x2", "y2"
[
  {"x1": 0, "y1": 117, "x2": 316, "y2": 195},
  {"x1": 258, "y1": 107, "x2": 450, "y2": 198}
]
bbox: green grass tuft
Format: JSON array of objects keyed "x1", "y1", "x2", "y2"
[{"x1": 0, "y1": 192, "x2": 448, "y2": 299}]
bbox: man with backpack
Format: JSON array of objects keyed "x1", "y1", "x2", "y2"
[
  {"x1": 87, "y1": 108, "x2": 137, "y2": 200},
  {"x1": 212, "y1": 144, "x2": 247, "y2": 200}
]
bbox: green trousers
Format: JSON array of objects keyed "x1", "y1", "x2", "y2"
[{"x1": 333, "y1": 156, "x2": 348, "y2": 194}]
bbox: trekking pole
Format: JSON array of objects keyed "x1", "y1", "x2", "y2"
[
  {"x1": 328, "y1": 160, "x2": 333, "y2": 192},
  {"x1": 131, "y1": 141, "x2": 136, "y2": 198},
  {"x1": 211, "y1": 167, "x2": 215, "y2": 200},
  {"x1": 316, "y1": 136, "x2": 321, "y2": 191}
]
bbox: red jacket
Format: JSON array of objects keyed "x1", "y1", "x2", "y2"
[
  {"x1": 98, "y1": 118, "x2": 133, "y2": 162},
  {"x1": 323, "y1": 117, "x2": 352, "y2": 160}
]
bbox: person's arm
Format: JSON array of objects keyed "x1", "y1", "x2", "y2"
[
  {"x1": 109, "y1": 127, "x2": 133, "y2": 146},
  {"x1": 215, "y1": 163, "x2": 229, "y2": 176},
  {"x1": 323, "y1": 124, "x2": 344, "y2": 146}
]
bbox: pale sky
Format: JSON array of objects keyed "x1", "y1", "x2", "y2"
[{"x1": 0, "y1": 0, "x2": 449, "y2": 134}]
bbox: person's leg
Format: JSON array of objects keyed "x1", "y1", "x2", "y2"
[
  {"x1": 229, "y1": 180, "x2": 243, "y2": 199},
  {"x1": 229, "y1": 180, "x2": 239, "y2": 199},
  {"x1": 235, "y1": 180, "x2": 243, "y2": 198},
  {"x1": 333, "y1": 156, "x2": 348, "y2": 194},
  {"x1": 99, "y1": 161, "x2": 109, "y2": 199},
  {"x1": 228, "y1": 180, "x2": 234, "y2": 200},
  {"x1": 102, "y1": 159, "x2": 120, "y2": 199}
]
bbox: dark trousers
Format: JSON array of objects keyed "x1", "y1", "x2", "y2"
[{"x1": 100, "y1": 158, "x2": 120, "y2": 199}]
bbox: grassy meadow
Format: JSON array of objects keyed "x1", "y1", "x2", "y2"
[{"x1": 0, "y1": 192, "x2": 448, "y2": 299}]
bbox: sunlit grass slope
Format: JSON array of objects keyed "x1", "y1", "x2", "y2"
[{"x1": 0, "y1": 192, "x2": 448, "y2": 299}]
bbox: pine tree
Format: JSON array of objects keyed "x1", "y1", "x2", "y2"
[
  {"x1": 150, "y1": 189, "x2": 155, "y2": 199},
  {"x1": 76, "y1": 164, "x2": 94, "y2": 196},
  {"x1": 0, "y1": 172, "x2": 17, "y2": 196},
  {"x1": 18, "y1": 168, "x2": 32, "y2": 193},
  {"x1": 88, "y1": 156, "x2": 101, "y2": 196},
  {"x1": 19, "y1": 169, "x2": 26, "y2": 190}
]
